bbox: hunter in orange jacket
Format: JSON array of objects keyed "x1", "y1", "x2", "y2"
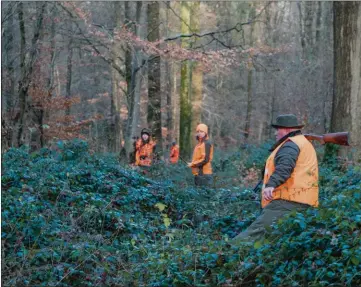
[
  {"x1": 233, "y1": 114, "x2": 319, "y2": 243},
  {"x1": 188, "y1": 123, "x2": 214, "y2": 186},
  {"x1": 135, "y1": 128, "x2": 156, "y2": 167},
  {"x1": 169, "y1": 141, "x2": 179, "y2": 164}
]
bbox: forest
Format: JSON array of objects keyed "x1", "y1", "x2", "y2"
[{"x1": 1, "y1": 1, "x2": 361, "y2": 286}]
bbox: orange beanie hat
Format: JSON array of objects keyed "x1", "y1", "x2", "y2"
[{"x1": 196, "y1": 123, "x2": 208, "y2": 134}]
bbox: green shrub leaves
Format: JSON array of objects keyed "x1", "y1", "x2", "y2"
[{"x1": 2, "y1": 140, "x2": 360, "y2": 286}]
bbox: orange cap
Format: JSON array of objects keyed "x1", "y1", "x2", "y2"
[{"x1": 196, "y1": 123, "x2": 208, "y2": 134}]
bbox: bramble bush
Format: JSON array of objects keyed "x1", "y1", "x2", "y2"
[{"x1": 2, "y1": 140, "x2": 360, "y2": 286}]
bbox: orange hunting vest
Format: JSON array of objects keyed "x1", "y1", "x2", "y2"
[
  {"x1": 135, "y1": 139, "x2": 156, "y2": 167},
  {"x1": 191, "y1": 139, "x2": 213, "y2": 175},
  {"x1": 169, "y1": 145, "x2": 179, "y2": 164},
  {"x1": 262, "y1": 135, "x2": 319, "y2": 208}
]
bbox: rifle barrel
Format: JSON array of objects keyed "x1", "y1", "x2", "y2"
[
  {"x1": 323, "y1": 132, "x2": 350, "y2": 146},
  {"x1": 304, "y1": 132, "x2": 350, "y2": 146}
]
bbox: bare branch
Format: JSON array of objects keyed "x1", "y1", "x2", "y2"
[
  {"x1": 164, "y1": 2, "x2": 270, "y2": 44},
  {"x1": 58, "y1": 3, "x2": 126, "y2": 78},
  {"x1": 163, "y1": 1, "x2": 193, "y2": 33}
]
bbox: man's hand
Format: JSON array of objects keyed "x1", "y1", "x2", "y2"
[
  {"x1": 263, "y1": 187, "x2": 275, "y2": 201},
  {"x1": 187, "y1": 162, "x2": 193, "y2": 168}
]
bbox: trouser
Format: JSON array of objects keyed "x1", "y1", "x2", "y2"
[
  {"x1": 138, "y1": 165, "x2": 151, "y2": 175},
  {"x1": 194, "y1": 174, "x2": 213, "y2": 187},
  {"x1": 232, "y1": 199, "x2": 310, "y2": 243}
]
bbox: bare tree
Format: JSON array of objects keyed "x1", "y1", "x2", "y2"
[
  {"x1": 125, "y1": 2, "x2": 147, "y2": 159},
  {"x1": 16, "y1": 2, "x2": 47, "y2": 147},
  {"x1": 179, "y1": 2, "x2": 193, "y2": 157},
  {"x1": 109, "y1": 1, "x2": 125, "y2": 153},
  {"x1": 331, "y1": 2, "x2": 361, "y2": 159},
  {"x1": 1, "y1": 2, "x2": 16, "y2": 150},
  {"x1": 147, "y1": 1, "x2": 162, "y2": 151}
]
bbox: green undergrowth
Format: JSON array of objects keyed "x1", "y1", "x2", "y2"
[{"x1": 2, "y1": 140, "x2": 360, "y2": 286}]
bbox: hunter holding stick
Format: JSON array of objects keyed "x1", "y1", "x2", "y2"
[{"x1": 233, "y1": 114, "x2": 319, "y2": 242}]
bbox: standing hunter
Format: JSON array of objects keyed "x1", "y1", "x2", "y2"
[
  {"x1": 188, "y1": 123, "x2": 214, "y2": 187},
  {"x1": 169, "y1": 141, "x2": 180, "y2": 164},
  {"x1": 135, "y1": 128, "x2": 157, "y2": 167},
  {"x1": 233, "y1": 114, "x2": 319, "y2": 242}
]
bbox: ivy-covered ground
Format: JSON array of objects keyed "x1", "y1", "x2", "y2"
[{"x1": 2, "y1": 140, "x2": 361, "y2": 286}]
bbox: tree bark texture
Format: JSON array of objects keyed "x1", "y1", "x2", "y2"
[{"x1": 332, "y1": 2, "x2": 361, "y2": 159}]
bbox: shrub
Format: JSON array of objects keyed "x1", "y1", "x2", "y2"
[{"x1": 2, "y1": 140, "x2": 360, "y2": 286}]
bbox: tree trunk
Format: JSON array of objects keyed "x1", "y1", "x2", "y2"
[
  {"x1": 169, "y1": 3, "x2": 181, "y2": 149},
  {"x1": 47, "y1": 6, "x2": 57, "y2": 93},
  {"x1": 269, "y1": 81, "x2": 276, "y2": 139},
  {"x1": 16, "y1": 2, "x2": 26, "y2": 147},
  {"x1": 2, "y1": 3, "x2": 15, "y2": 150},
  {"x1": 190, "y1": 2, "x2": 203, "y2": 147},
  {"x1": 31, "y1": 3, "x2": 48, "y2": 151},
  {"x1": 330, "y1": 2, "x2": 361, "y2": 159},
  {"x1": 297, "y1": 2, "x2": 306, "y2": 50},
  {"x1": 147, "y1": 1, "x2": 162, "y2": 151},
  {"x1": 2, "y1": 4, "x2": 15, "y2": 113},
  {"x1": 163, "y1": 3, "x2": 173, "y2": 151},
  {"x1": 65, "y1": 38, "x2": 73, "y2": 116},
  {"x1": 190, "y1": 63, "x2": 203, "y2": 142},
  {"x1": 109, "y1": 1, "x2": 125, "y2": 153},
  {"x1": 123, "y1": 2, "x2": 147, "y2": 161},
  {"x1": 43, "y1": 5, "x2": 57, "y2": 147},
  {"x1": 16, "y1": 2, "x2": 46, "y2": 147},
  {"x1": 304, "y1": 2, "x2": 314, "y2": 48},
  {"x1": 315, "y1": 2, "x2": 322, "y2": 43},
  {"x1": 244, "y1": 69, "x2": 253, "y2": 143},
  {"x1": 164, "y1": 59, "x2": 173, "y2": 151},
  {"x1": 123, "y1": 1, "x2": 133, "y2": 155},
  {"x1": 179, "y1": 2, "x2": 192, "y2": 158},
  {"x1": 244, "y1": 6, "x2": 255, "y2": 144}
]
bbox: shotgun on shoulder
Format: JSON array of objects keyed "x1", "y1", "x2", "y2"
[
  {"x1": 304, "y1": 132, "x2": 350, "y2": 146},
  {"x1": 252, "y1": 132, "x2": 349, "y2": 193}
]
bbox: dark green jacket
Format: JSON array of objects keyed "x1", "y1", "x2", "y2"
[{"x1": 265, "y1": 131, "x2": 301, "y2": 188}]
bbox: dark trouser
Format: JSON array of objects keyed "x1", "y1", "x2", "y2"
[
  {"x1": 138, "y1": 165, "x2": 151, "y2": 175},
  {"x1": 194, "y1": 174, "x2": 213, "y2": 187},
  {"x1": 232, "y1": 199, "x2": 310, "y2": 244}
]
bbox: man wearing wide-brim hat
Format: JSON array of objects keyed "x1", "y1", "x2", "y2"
[{"x1": 233, "y1": 114, "x2": 319, "y2": 243}]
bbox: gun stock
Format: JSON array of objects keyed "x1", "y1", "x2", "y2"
[
  {"x1": 252, "y1": 180, "x2": 263, "y2": 193},
  {"x1": 304, "y1": 132, "x2": 349, "y2": 146}
]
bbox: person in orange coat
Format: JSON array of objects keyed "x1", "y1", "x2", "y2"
[
  {"x1": 135, "y1": 128, "x2": 156, "y2": 167},
  {"x1": 188, "y1": 123, "x2": 214, "y2": 186},
  {"x1": 169, "y1": 141, "x2": 179, "y2": 164}
]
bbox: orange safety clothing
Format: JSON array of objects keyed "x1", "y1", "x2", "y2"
[
  {"x1": 169, "y1": 145, "x2": 179, "y2": 164},
  {"x1": 189, "y1": 124, "x2": 213, "y2": 175},
  {"x1": 262, "y1": 135, "x2": 319, "y2": 208},
  {"x1": 135, "y1": 139, "x2": 156, "y2": 167}
]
